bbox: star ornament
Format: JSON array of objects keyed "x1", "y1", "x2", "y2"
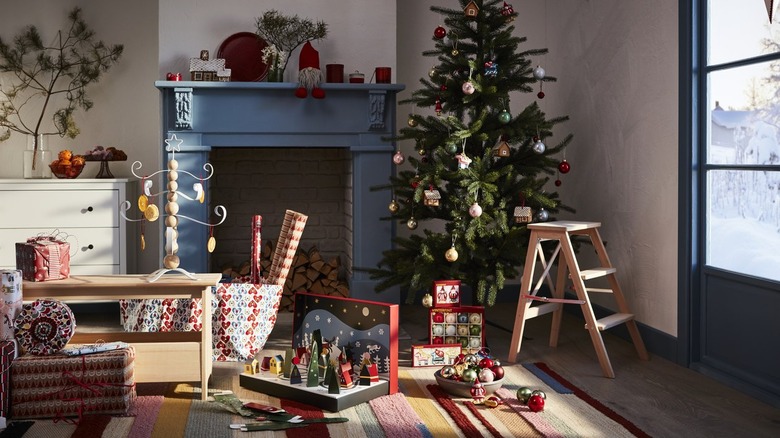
[{"x1": 165, "y1": 134, "x2": 183, "y2": 153}]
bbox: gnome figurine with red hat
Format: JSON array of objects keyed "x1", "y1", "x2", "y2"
[{"x1": 295, "y1": 41, "x2": 325, "y2": 99}]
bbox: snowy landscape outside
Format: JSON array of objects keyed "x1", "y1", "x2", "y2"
[{"x1": 706, "y1": 1, "x2": 780, "y2": 281}]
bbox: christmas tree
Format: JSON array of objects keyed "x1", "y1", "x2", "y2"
[{"x1": 369, "y1": 0, "x2": 573, "y2": 306}]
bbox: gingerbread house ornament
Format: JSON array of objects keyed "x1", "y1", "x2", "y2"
[
  {"x1": 493, "y1": 141, "x2": 511, "y2": 157},
  {"x1": 514, "y1": 206, "x2": 533, "y2": 223},
  {"x1": 464, "y1": 1, "x2": 479, "y2": 18},
  {"x1": 424, "y1": 188, "x2": 441, "y2": 207},
  {"x1": 189, "y1": 50, "x2": 231, "y2": 81}
]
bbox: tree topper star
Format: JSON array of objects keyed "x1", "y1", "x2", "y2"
[{"x1": 165, "y1": 134, "x2": 183, "y2": 153}]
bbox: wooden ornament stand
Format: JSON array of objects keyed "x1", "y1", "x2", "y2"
[{"x1": 121, "y1": 134, "x2": 226, "y2": 282}]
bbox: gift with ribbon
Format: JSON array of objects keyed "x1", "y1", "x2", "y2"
[
  {"x1": 15, "y1": 236, "x2": 71, "y2": 282},
  {"x1": 10, "y1": 347, "x2": 136, "y2": 420}
]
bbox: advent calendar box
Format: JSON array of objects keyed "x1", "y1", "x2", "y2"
[
  {"x1": 240, "y1": 292, "x2": 399, "y2": 411},
  {"x1": 432, "y1": 280, "x2": 461, "y2": 307},
  {"x1": 429, "y1": 306, "x2": 485, "y2": 354}
]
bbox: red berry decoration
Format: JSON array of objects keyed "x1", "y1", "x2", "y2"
[
  {"x1": 434, "y1": 25, "x2": 447, "y2": 39},
  {"x1": 440, "y1": 84, "x2": 448, "y2": 91},
  {"x1": 555, "y1": 179, "x2": 562, "y2": 187},
  {"x1": 558, "y1": 159, "x2": 571, "y2": 174},
  {"x1": 537, "y1": 90, "x2": 545, "y2": 99},
  {"x1": 527, "y1": 394, "x2": 545, "y2": 412}
]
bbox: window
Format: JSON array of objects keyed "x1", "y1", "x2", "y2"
[{"x1": 704, "y1": 0, "x2": 780, "y2": 281}]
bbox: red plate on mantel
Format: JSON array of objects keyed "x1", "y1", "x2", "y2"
[{"x1": 217, "y1": 32, "x2": 270, "y2": 82}]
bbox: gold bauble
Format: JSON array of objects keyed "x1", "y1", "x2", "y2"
[
  {"x1": 407, "y1": 217, "x2": 418, "y2": 230},
  {"x1": 407, "y1": 116, "x2": 418, "y2": 127},
  {"x1": 445, "y1": 246, "x2": 459, "y2": 262},
  {"x1": 388, "y1": 199, "x2": 400, "y2": 213}
]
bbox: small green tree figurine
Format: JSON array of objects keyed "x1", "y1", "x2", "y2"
[{"x1": 0, "y1": 7, "x2": 123, "y2": 170}]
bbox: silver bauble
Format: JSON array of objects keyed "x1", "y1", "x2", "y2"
[
  {"x1": 533, "y1": 66, "x2": 546, "y2": 80},
  {"x1": 407, "y1": 217, "x2": 418, "y2": 230},
  {"x1": 536, "y1": 208, "x2": 549, "y2": 222},
  {"x1": 532, "y1": 140, "x2": 546, "y2": 154}
]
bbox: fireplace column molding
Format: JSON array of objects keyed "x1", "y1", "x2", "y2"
[{"x1": 157, "y1": 81, "x2": 405, "y2": 303}]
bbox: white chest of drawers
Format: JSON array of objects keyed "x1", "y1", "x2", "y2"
[{"x1": 0, "y1": 179, "x2": 130, "y2": 275}]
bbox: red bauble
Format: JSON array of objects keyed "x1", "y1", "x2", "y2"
[
  {"x1": 527, "y1": 394, "x2": 545, "y2": 412},
  {"x1": 479, "y1": 358, "x2": 494, "y2": 369},
  {"x1": 555, "y1": 179, "x2": 562, "y2": 187},
  {"x1": 491, "y1": 365, "x2": 505, "y2": 380},
  {"x1": 558, "y1": 160, "x2": 571, "y2": 174},
  {"x1": 537, "y1": 91, "x2": 545, "y2": 99},
  {"x1": 434, "y1": 26, "x2": 447, "y2": 39},
  {"x1": 432, "y1": 336, "x2": 444, "y2": 344},
  {"x1": 440, "y1": 84, "x2": 447, "y2": 91},
  {"x1": 433, "y1": 313, "x2": 445, "y2": 323}
]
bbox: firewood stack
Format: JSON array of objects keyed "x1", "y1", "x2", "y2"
[{"x1": 221, "y1": 242, "x2": 350, "y2": 312}]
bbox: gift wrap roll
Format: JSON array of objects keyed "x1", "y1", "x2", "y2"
[
  {"x1": 14, "y1": 299, "x2": 76, "y2": 355},
  {"x1": 0, "y1": 270, "x2": 23, "y2": 345}
]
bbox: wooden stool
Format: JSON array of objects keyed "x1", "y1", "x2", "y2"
[{"x1": 507, "y1": 220, "x2": 649, "y2": 378}]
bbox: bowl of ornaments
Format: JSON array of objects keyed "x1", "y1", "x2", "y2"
[{"x1": 434, "y1": 349, "x2": 505, "y2": 398}]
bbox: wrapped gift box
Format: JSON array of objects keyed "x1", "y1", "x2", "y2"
[
  {"x1": 15, "y1": 237, "x2": 71, "y2": 282},
  {"x1": 1, "y1": 340, "x2": 14, "y2": 419},
  {"x1": 432, "y1": 280, "x2": 461, "y2": 307},
  {"x1": 429, "y1": 306, "x2": 485, "y2": 354},
  {"x1": 10, "y1": 347, "x2": 135, "y2": 419}
]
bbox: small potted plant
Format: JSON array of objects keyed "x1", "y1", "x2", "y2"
[
  {"x1": 0, "y1": 7, "x2": 123, "y2": 178},
  {"x1": 255, "y1": 10, "x2": 327, "y2": 82}
]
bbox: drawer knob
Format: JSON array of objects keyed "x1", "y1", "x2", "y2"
[
  {"x1": 86, "y1": 244, "x2": 94, "y2": 250},
  {"x1": 86, "y1": 206, "x2": 94, "y2": 212}
]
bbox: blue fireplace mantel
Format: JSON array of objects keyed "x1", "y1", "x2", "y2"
[{"x1": 156, "y1": 81, "x2": 405, "y2": 303}]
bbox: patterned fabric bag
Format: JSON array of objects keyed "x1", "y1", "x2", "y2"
[{"x1": 120, "y1": 211, "x2": 307, "y2": 362}]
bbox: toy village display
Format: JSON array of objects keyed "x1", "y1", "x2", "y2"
[{"x1": 240, "y1": 292, "x2": 398, "y2": 412}]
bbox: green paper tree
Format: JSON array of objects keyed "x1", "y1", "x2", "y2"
[
  {"x1": 369, "y1": 0, "x2": 573, "y2": 306},
  {"x1": 307, "y1": 341, "x2": 320, "y2": 387}
]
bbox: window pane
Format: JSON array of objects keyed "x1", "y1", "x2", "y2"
[
  {"x1": 708, "y1": 61, "x2": 779, "y2": 164},
  {"x1": 708, "y1": 0, "x2": 780, "y2": 65},
  {"x1": 707, "y1": 170, "x2": 780, "y2": 281}
]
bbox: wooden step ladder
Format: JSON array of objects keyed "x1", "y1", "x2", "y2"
[{"x1": 507, "y1": 220, "x2": 649, "y2": 378}]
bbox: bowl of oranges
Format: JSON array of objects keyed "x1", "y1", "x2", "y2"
[{"x1": 49, "y1": 150, "x2": 86, "y2": 179}]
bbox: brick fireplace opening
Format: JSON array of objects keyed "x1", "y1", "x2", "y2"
[
  {"x1": 156, "y1": 81, "x2": 404, "y2": 303},
  {"x1": 208, "y1": 147, "x2": 353, "y2": 280}
]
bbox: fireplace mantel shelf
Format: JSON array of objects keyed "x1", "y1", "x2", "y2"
[
  {"x1": 156, "y1": 80, "x2": 404, "y2": 302},
  {"x1": 156, "y1": 80, "x2": 404, "y2": 92}
]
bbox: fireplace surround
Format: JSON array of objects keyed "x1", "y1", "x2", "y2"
[{"x1": 156, "y1": 81, "x2": 404, "y2": 303}]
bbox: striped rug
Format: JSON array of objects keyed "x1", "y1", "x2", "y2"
[{"x1": 5, "y1": 363, "x2": 650, "y2": 437}]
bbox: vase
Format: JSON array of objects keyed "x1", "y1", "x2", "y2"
[
  {"x1": 267, "y1": 68, "x2": 284, "y2": 82},
  {"x1": 24, "y1": 134, "x2": 52, "y2": 179}
]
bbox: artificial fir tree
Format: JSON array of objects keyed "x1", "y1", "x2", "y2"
[{"x1": 369, "y1": 0, "x2": 573, "y2": 306}]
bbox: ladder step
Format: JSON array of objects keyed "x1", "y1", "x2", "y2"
[
  {"x1": 585, "y1": 313, "x2": 634, "y2": 331},
  {"x1": 579, "y1": 267, "x2": 616, "y2": 280},
  {"x1": 524, "y1": 302, "x2": 560, "y2": 319},
  {"x1": 585, "y1": 287, "x2": 614, "y2": 294},
  {"x1": 523, "y1": 294, "x2": 586, "y2": 305}
]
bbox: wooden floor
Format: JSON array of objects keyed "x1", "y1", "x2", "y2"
[{"x1": 238, "y1": 304, "x2": 780, "y2": 438}]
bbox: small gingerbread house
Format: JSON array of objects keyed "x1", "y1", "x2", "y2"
[
  {"x1": 493, "y1": 141, "x2": 511, "y2": 157},
  {"x1": 424, "y1": 188, "x2": 441, "y2": 206},
  {"x1": 190, "y1": 50, "x2": 231, "y2": 81},
  {"x1": 514, "y1": 206, "x2": 533, "y2": 223},
  {"x1": 464, "y1": 1, "x2": 479, "y2": 18}
]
